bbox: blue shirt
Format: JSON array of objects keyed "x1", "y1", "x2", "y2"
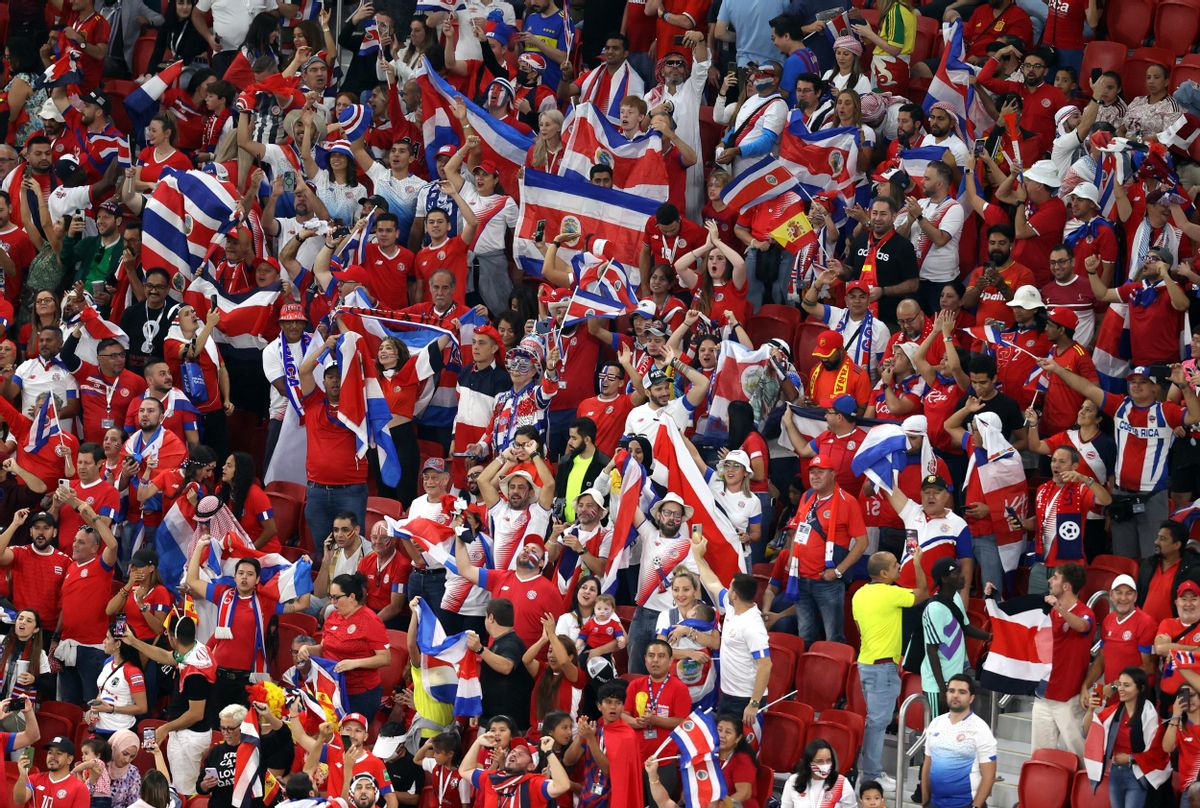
[
  {"x1": 522, "y1": 11, "x2": 570, "y2": 91},
  {"x1": 926, "y1": 712, "x2": 998, "y2": 808},
  {"x1": 780, "y1": 47, "x2": 821, "y2": 104},
  {"x1": 717, "y1": 0, "x2": 788, "y2": 67}
]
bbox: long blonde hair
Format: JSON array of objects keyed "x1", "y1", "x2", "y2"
[{"x1": 532, "y1": 110, "x2": 564, "y2": 169}]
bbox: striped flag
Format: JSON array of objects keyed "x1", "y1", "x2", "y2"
[
  {"x1": 669, "y1": 712, "x2": 728, "y2": 808},
  {"x1": 924, "y1": 21, "x2": 981, "y2": 142},
  {"x1": 850, "y1": 424, "x2": 911, "y2": 494},
  {"x1": 1092, "y1": 303, "x2": 1131, "y2": 394},
  {"x1": 649, "y1": 417, "x2": 746, "y2": 587},
  {"x1": 960, "y1": 325, "x2": 1011, "y2": 347},
  {"x1": 326, "y1": 332, "x2": 401, "y2": 488},
  {"x1": 1085, "y1": 702, "x2": 1172, "y2": 790},
  {"x1": 414, "y1": 598, "x2": 483, "y2": 716},
  {"x1": 562, "y1": 288, "x2": 629, "y2": 328},
  {"x1": 823, "y1": 10, "x2": 855, "y2": 46},
  {"x1": 1095, "y1": 151, "x2": 1118, "y2": 218},
  {"x1": 577, "y1": 62, "x2": 642, "y2": 122},
  {"x1": 778, "y1": 123, "x2": 860, "y2": 202},
  {"x1": 115, "y1": 136, "x2": 132, "y2": 169},
  {"x1": 36, "y1": 49, "x2": 81, "y2": 89},
  {"x1": 25, "y1": 397, "x2": 61, "y2": 454},
  {"x1": 141, "y1": 169, "x2": 240, "y2": 281},
  {"x1": 203, "y1": 534, "x2": 314, "y2": 603},
  {"x1": 231, "y1": 715, "x2": 263, "y2": 808},
  {"x1": 979, "y1": 596, "x2": 1052, "y2": 695},
  {"x1": 704, "y1": 342, "x2": 773, "y2": 442},
  {"x1": 419, "y1": 58, "x2": 534, "y2": 194},
  {"x1": 125, "y1": 61, "x2": 185, "y2": 146},
  {"x1": 153, "y1": 497, "x2": 196, "y2": 592},
  {"x1": 74, "y1": 306, "x2": 129, "y2": 365},
  {"x1": 335, "y1": 104, "x2": 373, "y2": 143},
  {"x1": 559, "y1": 103, "x2": 669, "y2": 201},
  {"x1": 358, "y1": 18, "x2": 381, "y2": 56},
  {"x1": 514, "y1": 169, "x2": 658, "y2": 278},
  {"x1": 967, "y1": 438, "x2": 1027, "y2": 573},
  {"x1": 183, "y1": 270, "x2": 282, "y2": 356},
  {"x1": 603, "y1": 450, "x2": 648, "y2": 595},
  {"x1": 415, "y1": 0, "x2": 465, "y2": 9},
  {"x1": 282, "y1": 654, "x2": 349, "y2": 733},
  {"x1": 720, "y1": 157, "x2": 799, "y2": 213},
  {"x1": 743, "y1": 712, "x2": 762, "y2": 754}
]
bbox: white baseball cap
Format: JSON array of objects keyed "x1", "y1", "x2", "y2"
[{"x1": 1111, "y1": 574, "x2": 1137, "y2": 593}]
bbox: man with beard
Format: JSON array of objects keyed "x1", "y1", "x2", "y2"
[
  {"x1": 513, "y1": 54, "x2": 559, "y2": 132},
  {"x1": 14, "y1": 735, "x2": 91, "y2": 808},
  {"x1": 897, "y1": 161, "x2": 963, "y2": 315},
  {"x1": 458, "y1": 536, "x2": 560, "y2": 650},
  {"x1": 562, "y1": 34, "x2": 644, "y2": 122},
  {"x1": 644, "y1": 35, "x2": 709, "y2": 220},
  {"x1": 790, "y1": 73, "x2": 832, "y2": 129},
  {"x1": 37, "y1": 100, "x2": 84, "y2": 164},
  {"x1": 715, "y1": 62, "x2": 787, "y2": 178},
  {"x1": 1039, "y1": 245, "x2": 1096, "y2": 346},
  {"x1": 353, "y1": 138, "x2": 425, "y2": 237},
  {"x1": 625, "y1": 348, "x2": 710, "y2": 437},
  {"x1": 1156, "y1": 581, "x2": 1200, "y2": 711},
  {"x1": 548, "y1": 488, "x2": 612, "y2": 594},
  {"x1": 459, "y1": 727, "x2": 570, "y2": 804},
  {"x1": 63, "y1": 91, "x2": 124, "y2": 183},
  {"x1": 0, "y1": 135, "x2": 54, "y2": 230},
  {"x1": 920, "y1": 675, "x2": 998, "y2": 808},
  {"x1": 577, "y1": 361, "x2": 634, "y2": 457},
  {"x1": 1136, "y1": 521, "x2": 1200, "y2": 625},
  {"x1": 976, "y1": 46, "x2": 1065, "y2": 155},
  {"x1": 804, "y1": 331, "x2": 872, "y2": 410},
  {"x1": 60, "y1": 330, "x2": 148, "y2": 444},
  {"x1": 0, "y1": 509, "x2": 70, "y2": 629},
  {"x1": 1081, "y1": 574, "x2": 1156, "y2": 708},
  {"x1": 119, "y1": 396, "x2": 189, "y2": 543},
  {"x1": 50, "y1": 442, "x2": 120, "y2": 546},
  {"x1": 119, "y1": 267, "x2": 173, "y2": 373},
  {"x1": 918, "y1": 104, "x2": 969, "y2": 166},
  {"x1": 62, "y1": 199, "x2": 123, "y2": 288},
  {"x1": 554, "y1": 419, "x2": 610, "y2": 521},
  {"x1": 963, "y1": 225, "x2": 1035, "y2": 329},
  {"x1": 844, "y1": 197, "x2": 918, "y2": 324},
  {"x1": 801, "y1": 274, "x2": 891, "y2": 382},
  {"x1": 477, "y1": 431, "x2": 556, "y2": 572},
  {"x1": 884, "y1": 104, "x2": 926, "y2": 162},
  {"x1": 10, "y1": 326, "x2": 81, "y2": 428},
  {"x1": 784, "y1": 394, "x2": 870, "y2": 494}
]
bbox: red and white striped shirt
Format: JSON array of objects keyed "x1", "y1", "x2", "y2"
[{"x1": 1101, "y1": 393, "x2": 1184, "y2": 493}]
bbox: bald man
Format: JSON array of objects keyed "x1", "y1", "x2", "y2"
[{"x1": 885, "y1": 299, "x2": 945, "y2": 365}]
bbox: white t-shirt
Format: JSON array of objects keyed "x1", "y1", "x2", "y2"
[
  {"x1": 625, "y1": 397, "x2": 695, "y2": 437},
  {"x1": 925, "y1": 712, "x2": 998, "y2": 806},
  {"x1": 919, "y1": 133, "x2": 969, "y2": 166},
  {"x1": 14, "y1": 357, "x2": 78, "y2": 430},
  {"x1": 94, "y1": 657, "x2": 141, "y2": 732},
  {"x1": 262, "y1": 337, "x2": 311, "y2": 420},
  {"x1": 709, "y1": 478, "x2": 763, "y2": 537},
  {"x1": 635, "y1": 521, "x2": 698, "y2": 613},
  {"x1": 819, "y1": 305, "x2": 891, "y2": 377},
  {"x1": 49, "y1": 186, "x2": 97, "y2": 237},
  {"x1": 366, "y1": 162, "x2": 425, "y2": 223},
  {"x1": 716, "y1": 589, "x2": 771, "y2": 698},
  {"x1": 460, "y1": 185, "x2": 518, "y2": 255},
  {"x1": 195, "y1": 0, "x2": 271, "y2": 52},
  {"x1": 899, "y1": 196, "x2": 964, "y2": 284},
  {"x1": 1051, "y1": 129, "x2": 1085, "y2": 183},
  {"x1": 487, "y1": 501, "x2": 551, "y2": 570}
]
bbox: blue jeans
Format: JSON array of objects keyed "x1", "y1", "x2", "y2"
[
  {"x1": 973, "y1": 534, "x2": 1004, "y2": 596},
  {"x1": 858, "y1": 661, "x2": 901, "y2": 780},
  {"x1": 304, "y1": 483, "x2": 368, "y2": 562},
  {"x1": 1108, "y1": 763, "x2": 1147, "y2": 808},
  {"x1": 628, "y1": 606, "x2": 662, "y2": 676},
  {"x1": 408, "y1": 569, "x2": 448, "y2": 623},
  {"x1": 1014, "y1": 0, "x2": 1047, "y2": 41},
  {"x1": 792, "y1": 578, "x2": 845, "y2": 645},
  {"x1": 58, "y1": 644, "x2": 108, "y2": 705}
]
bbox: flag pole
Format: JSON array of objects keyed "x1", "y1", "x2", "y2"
[{"x1": 763, "y1": 690, "x2": 798, "y2": 710}]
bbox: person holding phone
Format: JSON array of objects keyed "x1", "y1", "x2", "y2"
[
  {"x1": 89, "y1": 629, "x2": 147, "y2": 738},
  {"x1": 61, "y1": 200, "x2": 123, "y2": 290},
  {"x1": 1164, "y1": 682, "x2": 1200, "y2": 796}
]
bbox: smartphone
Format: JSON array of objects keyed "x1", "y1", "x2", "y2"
[
  {"x1": 20, "y1": 746, "x2": 33, "y2": 766},
  {"x1": 534, "y1": 319, "x2": 552, "y2": 335},
  {"x1": 112, "y1": 614, "x2": 127, "y2": 638},
  {"x1": 91, "y1": 280, "x2": 106, "y2": 295},
  {"x1": 533, "y1": 219, "x2": 546, "y2": 243},
  {"x1": 1180, "y1": 686, "x2": 1193, "y2": 702},
  {"x1": 1090, "y1": 67, "x2": 1102, "y2": 84},
  {"x1": 10, "y1": 697, "x2": 25, "y2": 712},
  {"x1": 283, "y1": 171, "x2": 296, "y2": 192},
  {"x1": 333, "y1": 225, "x2": 351, "y2": 239},
  {"x1": 204, "y1": 768, "x2": 218, "y2": 781},
  {"x1": 904, "y1": 529, "x2": 918, "y2": 557},
  {"x1": 672, "y1": 35, "x2": 685, "y2": 45},
  {"x1": 58, "y1": 478, "x2": 71, "y2": 490},
  {"x1": 142, "y1": 728, "x2": 156, "y2": 749}
]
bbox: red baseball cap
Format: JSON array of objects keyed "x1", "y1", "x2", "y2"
[
  {"x1": 279, "y1": 303, "x2": 307, "y2": 322},
  {"x1": 845, "y1": 280, "x2": 871, "y2": 296},
  {"x1": 474, "y1": 324, "x2": 506, "y2": 362},
  {"x1": 341, "y1": 713, "x2": 369, "y2": 729},
  {"x1": 333, "y1": 264, "x2": 373, "y2": 287},
  {"x1": 1047, "y1": 307, "x2": 1078, "y2": 331},
  {"x1": 812, "y1": 329, "x2": 844, "y2": 359},
  {"x1": 473, "y1": 160, "x2": 500, "y2": 177},
  {"x1": 809, "y1": 454, "x2": 835, "y2": 470},
  {"x1": 1179, "y1": 580, "x2": 1200, "y2": 598}
]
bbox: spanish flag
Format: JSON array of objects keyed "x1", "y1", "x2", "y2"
[{"x1": 769, "y1": 201, "x2": 818, "y2": 251}]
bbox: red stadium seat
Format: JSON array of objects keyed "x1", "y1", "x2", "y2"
[
  {"x1": 1105, "y1": 0, "x2": 1153, "y2": 48},
  {"x1": 900, "y1": 672, "x2": 927, "y2": 733},
  {"x1": 768, "y1": 700, "x2": 815, "y2": 727},
  {"x1": 104, "y1": 79, "x2": 141, "y2": 134},
  {"x1": 746, "y1": 315, "x2": 797, "y2": 351},
  {"x1": 39, "y1": 701, "x2": 84, "y2": 734},
  {"x1": 809, "y1": 641, "x2": 855, "y2": 664},
  {"x1": 266, "y1": 491, "x2": 302, "y2": 547},
  {"x1": 757, "y1": 304, "x2": 804, "y2": 333},
  {"x1": 793, "y1": 320, "x2": 828, "y2": 378},
  {"x1": 1080, "y1": 41, "x2": 1126, "y2": 96},
  {"x1": 767, "y1": 646, "x2": 797, "y2": 706},
  {"x1": 368, "y1": 496, "x2": 404, "y2": 519},
  {"x1": 1016, "y1": 760, "x2": 1071, "y2": 808},
  {"x1": 768, "y1": 631, "x2": 805, "y2": 661},
  {"x1": 280, "y1": 612, "x2": 319, "y2": 635},
  {"x1": 805, "y1": 720, "x2": 857, "y2": 774},
  {"x1": 1172, "y1": 60, "x2": 1200, "y2": 91},
  {"x1": 1072, "y1": 770, "x2": 1111, "y2": 808},
  {"x1": 759, "y1": 711, "x2": 807, "y2": 773},
  {"x1": 380, "y1": 630, "x2": 411, "y2": 696},
  {"x1": 912, "y1": 16, "x2": 939, "y2": 65},
  {"x1": 131, "y1": 33, "x2": 158, "y2": 78},
  {"x1": 754, "y1": 764, "x2": 775, "y2": 808},
  {"x1": 796, "y1": 651, "x2": 849, "y2": 713},
  {"x1": 1089, "y1": 554, "x2": 1138, "y2": 577},
  {"x1": 189, "y1": 796, "x2": 210, "y2": 808},
  {"x1": 1154, "y1": 0, "x2": 1200, "y2": 58},
  {"x1": 0, "y1": 5, "x2": 9, "y2": 45},
  {"x1": 819, "y1": 708, "x2": 865, "y2": 753},
  {"x1": 417, "y1": 440, "x2": 446, "y2": 466},
  {"x1": 1032, "y1": 748, "x2": 1080, "y2": 771}
]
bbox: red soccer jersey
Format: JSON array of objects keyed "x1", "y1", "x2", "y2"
[
  {"x1": 923, "y1": 377, "x2": 964, "y2": 455},
  {"x1": 58, "y1": 10, "x2": 110, "y2": 93},
  {"x1": 480, "y1": 568, "x2": 562, "y2": 650},
  {"x1": 206, "y1": 583, "x2": 281, "y2": 671},
  {"x1": 577, "y1": 394, "x2": 634, "y2": 457},
  {"x1": 965, "y1": 263, "x2": 1035, "y2": 328},
  {"x1": 806, "y1": 428, "x2": 869, "y2": 495},
  {"x1": 0, "y1": 225, "x2": 36, "y2": 305},
  {"x1": 237, "y1": 484, "x2": 278, "y2": 553},
  {"x1": 136, "y1": 147, "x2": 193, "y2": 184},
  {"x1": 785, "y1": 487, "x2": 866, "y2": 580},
  {"x1": 1014, "y1": 198, "x2": 1068, "y2": 287},
  {"x1": 1043, "y1": 0, "x2": 1090, "y2": 50},
  {"x1": 963, "y1": 3, "x2": 1033, "y2": 60},
  {"x1": 643, "y1": 218, "x2": 707, "y2": 268},
  {"x1": 1042, "y1": 343, "x2": 1097, "y2": 435},
  {"x1": 1158, "y1": 617, "x2": 1200, "y2": 695},
  {"x1": 1115, "y1": 280, "x2": 1188, "y2": 366},
  {"x1": 56, "y1": 478, "x2": 120, "y2": 551},
  {"x1": 358, "y1": 550, "x2": 412, "y2": 612},
  {"x1": 623, "y1": 674, "x2": 692, "y2": 759},
  {"x1": 1071, "y1": 222, "x2": 1119, "y2": 272},
  {"x1": 122, "y1": 584, "x2": 173, "y2": 641},
  {"x1": 8, "y1": 546, "x2": 69, "y2": 629},
  {"x1": 302, "y1": 391, "x2": 369, "y2": 485},
  {"x1": 991, "y1": 326, "x2": 1050, "y2": 411},
  {"x1": 552, "y1": 325, "x2": 601, "y2": 412},
  {"x1": 364, "y1": 243, "x2": 415, "y2": 309},
  {"x1": 25, "y1": 771, "x2": 91, "y2": 808},
  {"x1": 323, "y1": 605, "x2": 390, "y2": 692},
  {"x1": 1045, "y1": 600, "x2": 1094, "y2": 701},
  {"x1": 1100, "y1": 608, "x2": 1156, "y2": 685},
  {"x1": 60, "y1": 556, "x2": 116, "y2": 645},
  {"x1": 73, "y1": 364, "x2": 147, "y2": 444},
  {"x1": 415, "y1": 236, "x2": 469, "y2": 306},
  {"x1": 322, "y1": 747, "x2": 394, "y2": 801}
]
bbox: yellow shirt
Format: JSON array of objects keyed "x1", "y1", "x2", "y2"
[
  {"x1": 876, "y1": 3, "x2": 917, "y2": 57},
  {"x1": 852, "y1": 581, "x2": 916, "y2": 664},
  {"x1": 411, "y1": 665, "x2": 452, "y2": 735}
]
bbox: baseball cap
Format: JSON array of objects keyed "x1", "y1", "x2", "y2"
[
  {"x1": 644, "y1": 321, "x2": 668, "y2": 338},
  {"x1": 830, "y1": 394, "x2": 857, "y2": 416},
  {"x1": 279, "y1": 303, "x2": 307, "y2": 322},
  {"x1": 356, "y1": 194, "x2": 390, "y2": 212},
  {"x1": 766, "y1": 338, "x2": 791, "y2": 360},
  {"x1": 81, "y1": 90, "x2": 111, "y2": 113},
  {"x1": 1068, "y1": 182, "x2": 1101, "y2": 205},
  {"x1": 98, "y1": 199, "x2": 121, "y2": 216},
  {"x1": 332, "y1": 264, "x2": 373, "y2": 287},
  {"x1": 129, "y1": 548, "x2": 159, "y2": 568},
  {"x1": 921, "y1": 474, "x2": 949, "y2": 491},
  {"x1": 930, "y1": 557, "x2": 959, "y2": 583},
  {"x1": 845, "y1": 279, "x2": 871, "y2": 296},
  {"x1": 809, "y1": 454, "x2": 835, "y2": 470},
  {"x1": 1147, "y1": 246, "x2": 1175, "y2": 265},
  {"x1": 645, "y1": 365, "x2": 670, "y2": 387},
  {"x1": 45, "y1": 736, "x2": 75, "y2": 755},
  {"x1": 435, "y1": 144, "x2": 456, "y2": 159},
  {"x1": 474, "y1": 324, "x2": 505, "y2": 362},
  {"x1": 632, "y1": 300, "x2": 657, "y2": 319},
  {"x1": 473, "y1": 160, "x2": 500, "y2": 177},
  {"x1": 1179, "y1": 580, "x2": 1200, "y2": 598},
  {"x1": 1126, "y1": 365, "x2": 1153, "y2": 381},
  {"x1": 1047, "y1": 307, "x2": 1078, "y2": 331},
  {"x1": 1110, "y1": 574, "x2": 1137, "y2": 594},
  {"x1": 29, "y1": 511, "x2": 56, "y2": 528},
  {"x1": 812, "y1": 329, "x2": 844, "y2": 360},
  {"x1": 421, "y1": 457, "x2": 448, "y2": 474},
  {"x1": 341, "y1": 713, "x2": 369, "y2": 729},
  {"x1": 723, "y1": 449, "x2": 752, "y2": 471}
]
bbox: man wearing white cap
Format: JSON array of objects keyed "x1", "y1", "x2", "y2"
[
  {"x1": 1063, "y1": 180, "x2": 1118, "y2": 284},
  {"x1": 477, "y1": 428, "x2": 556, "y2": 572},
  {"x1": 547, "y1": 488, "x2": 611, "y2": 595},
  {"x1": 1080, "y1": 574, "x2": 1156, "y2": 707},
  {"x1": 37, "y1": 99, "x2": 81, "y2": 163},
  {"x1": 1049, "y1": 94, "x2": 1101, "y2": 182},
  {"x1": 1011, "y1": 160, "x2": 1069, "y2": 285},
  {"x1": 992, "y1": 284, "x2": 1051, "y2": 412}
]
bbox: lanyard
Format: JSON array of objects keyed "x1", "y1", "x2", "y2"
[{"x1": 646, "y1": 675, "x2": 670, "y2": 712}]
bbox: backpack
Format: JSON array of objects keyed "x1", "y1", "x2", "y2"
[{"x1": 902, "y1": 596, "x2": 966, "y2": 675}]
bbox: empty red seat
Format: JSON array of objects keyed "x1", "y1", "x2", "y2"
[
  {"x1": 768, "y1": 631, "x2": 805, "y2": 661},
  {"x1": 759, "y1": 711, "x2": 807, "y2": 773},
  {"x1": 757, "y1": 304, "x2": 803, "y2": 332},
  {"x1": 379, "y1": 630, "x2": 411, "y2": 695},
  {"x1": 1016, "y1": 760, "x2": 1071, "y2": 808},
  {"x1": 1071, "y1": 769, "x2": 1111, "y2": 808},
  {"x1": 266, "y1": 491, "x2": 302, "y2": 547},
  {"x1": 912, "y1": 16, "x2": 939, "y2": 65},
  {"x1": 843, "y1": 663, "x2": 867, "y2": 717},
  {"x1": 805, "y1": 720, "x2": 858, "y2": 774},
  {"x1": 131, "y1": 33, "x2": 158, "y2": 77},
  {"x1": 1154, "y1": 0, "x2": 1200, "y2": 57},
  {"x1": 809, "y1": 640, "x2": 855, "y2": 664},
  {"x1": 768, "y1": 700, "x2": 815, "y2": 727},
  {"x1": 767, "y1": 645, "x2": 798, "y2": 705},
  {"x1": 746, "y1": 315, "x2": 797, "y2": 351},
  {"x1": 1106, "y1": 0, "x2": 1153, "y2": 48},
  {"x1": 819, "y1": 708, "x2": 866, "y2": 753},
  {"x1": 796, "y1": 651, "x2": 849, "y2": 713},
  {"x1": 900, "y1": 672, "x2": 927, "y2": 733},
  {"x1": 1172, "y1": 61, "x2": 1200, "y2": 91},
  {"x1": 754, "y1": 764, "x2": 775, "y2": 808},
  {"x1": 367, "y1": 496, "x2": 404, "y2": 519},
  {"x1": 1080, "y1": 41, "x2": 1127, "y2": 95},
  {"x1": 1032, "y1": 748, "x2": 1080, "y2": 771}
]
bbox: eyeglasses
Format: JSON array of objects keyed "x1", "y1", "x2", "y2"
[
  {"x1": 1020, "y1": 62, "x2": 1047, "y2": 70},
  {"x1": 659, "y1": 510, "x2": 684, "y2": 521},
  {"x1": 144, "y1": 283, "x2": 167, "y2": 291},
  {"x1": 896, "y1": 315, "x2": 921, "y2": 326},
  {"x1": 98, "y1": 352, "x2": 126, "y2": 359},
  {"x1": 329, "y1": 592, "x2": 346, "y2": 601},
  {"x1": 663, "y1": 60, "x2": 686, "y2": 67},
  {"x1": 597, "y1": 372, "x2": 621, "y2": 381},
  {"x1": 1049, "y1": 258, "x2": 1072, "y2": 266},
  {"x1": 220, "y1": 726, "x2": 239, "y2": 733}
]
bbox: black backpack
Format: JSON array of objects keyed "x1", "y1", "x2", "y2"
[{"x1": 902, "y1": 596, "x2": 966, "y2": 675}]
